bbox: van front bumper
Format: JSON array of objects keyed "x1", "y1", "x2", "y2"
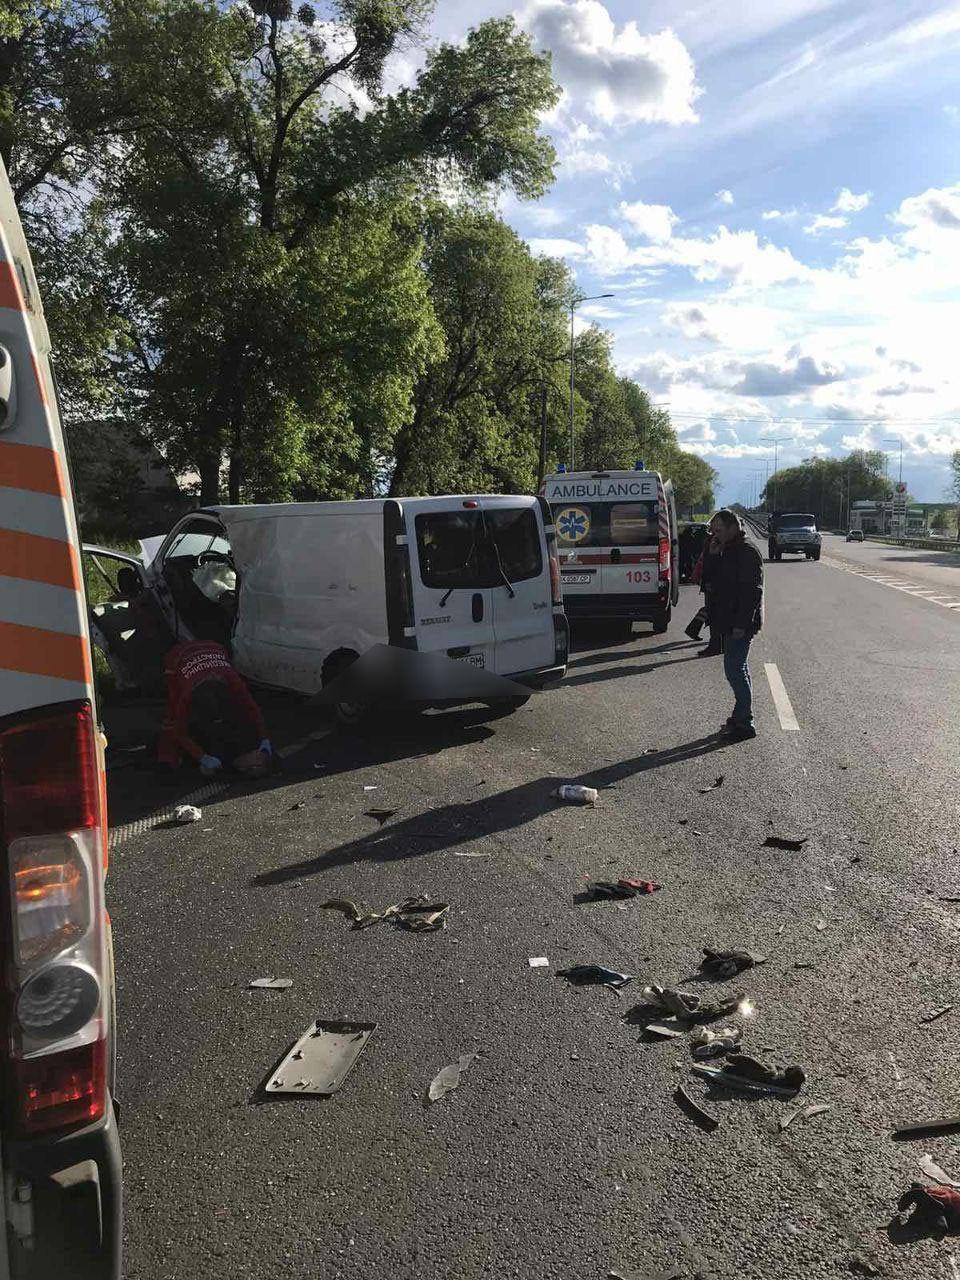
[{"x1": 4, "y1": 1099, "x2": 122, "y2": 1279}]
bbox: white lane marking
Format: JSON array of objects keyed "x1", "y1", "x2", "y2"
[
  {"x1": 821, "y1": 556, "x2": 960, "y2": 617},
  {"x1": 764, "y1": 663, "x2": 800, "y2": 732}
]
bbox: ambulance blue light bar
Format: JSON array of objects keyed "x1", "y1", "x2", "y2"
[
  {"x1": 557, "y1": 463, "x2": 567, "y2": 473},
  {"x1": 634, "y1": 460, "x2": 645, "y2": 471}
]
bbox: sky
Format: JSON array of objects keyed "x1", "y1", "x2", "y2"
[{"x1": 397, "y1": 0, "x2": 960, "y2": 504}]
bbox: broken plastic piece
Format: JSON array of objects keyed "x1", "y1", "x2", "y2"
[
  {"x1": 920, "y1": 1005, "x2": 953, "y2": 1025},
  {"x1": 365, "y1": 808, "x2": 397, "y2": 825},
  {"x1": 700, "y1": 947, "x2": 765, "y2": 980},
  {"x1": 919, "y1": 1154, "x2": 960, "y2": 1188},
  {"x1": 694, "y1": 1053, "x2": 805, "y2": 1096},
  {"x1": 699, "y1": 775, "x2": 725, "y2": 794},
  {"x1": 265, "y1": 1020, "x2": 376, "y2": 1096},
  {"x1": 321, "y1": 898, "x2": 383, "y2": 929},
  {"x1": 586, "y1": 878, "x2": 661, "y2": 901},
  {"x1": 247, "y1": 977, "x2": 293, "y2": 990},
  {"x1": 528, "y1": 957, "x2": 549, "y2": 968},
  {"x1": 691, "y1": 1026, "x2": 742, "y2": 1058},
  {"x1": 899, "y1": 1181, "x2": 960, "y2": 1231},
  {"x1": 675, "y1": 1083, "x2": 719, "y2": 1133},
  {"x1": 763, "y1": 835, "x2": 808, "y2": 851},
  {"x1": 557, "y1": 965, "x2": 632, "y2": 989},
  {"x1": 555, "y1": 784, "x2": 599, "y2": 805},
  {"x1": 394, "y1": 896, "x2": 449, "y2": 932},
  {"x1": 893, "y1": 1116, "x2": 960, "y2": 1140},
  {"x1": 173, "y1": 804, "x2": 202, "y2": 824},
  {"x1": 645, "y1": 1021, "x2": 685, "y2": 1040},
  {"x1": 427, "y1": 1052, "x2": 478, "y2": 1104}
]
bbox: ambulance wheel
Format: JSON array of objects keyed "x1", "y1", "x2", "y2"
[{"x1": 652, "y1": 606, "x2": 671, "y2": 635}]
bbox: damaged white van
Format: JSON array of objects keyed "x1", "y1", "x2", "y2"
[{"x1": 86, "y1": 494, "x2": 568, "y2": 719}]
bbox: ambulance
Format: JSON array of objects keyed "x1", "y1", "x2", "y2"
[
  {"x1": 0, "y1": 160, "x2": 121, "y2": 1275},
  {"x1": 541, "y1": 464, "x2": 680, "y2": 635}
]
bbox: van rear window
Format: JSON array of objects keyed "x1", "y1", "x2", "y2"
[
  {"x1": 415, "y1": 508, "x2": 543, "y2": 590},
  {"x1": 553, "y1": 501, "x2": 658, "y2": 549}
]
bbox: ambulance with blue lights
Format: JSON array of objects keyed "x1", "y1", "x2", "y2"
[
  {"x1": 541, "y1": 464, "x2": 680, "y2": 635},
  {"x1": 0, "y1": 158, "x2": 120, "y2": 1276}
]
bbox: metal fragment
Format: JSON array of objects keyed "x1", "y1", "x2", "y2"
[
  {"x1": 675, "y1": 1084, "x2": 719, "y2": 1133},
  {"x1": 265, "y1": 1020, "x2": 376, "y2": 1096}
]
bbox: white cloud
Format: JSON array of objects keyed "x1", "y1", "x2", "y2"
[
  {"x1": 894, "y1": 182, "x2": 960, "y2": 244},
  {"x1": 662, "y1": 303, "x2": 719, "y2": 342},
  {"x1": 833, "y1": 187, "x2": 871, "y2": 214},
  {"x1": 518, "y1": 0, "x2": 702, "y2": 125},
  {"x1": 617, "y1": 199, "x2": 678, "y2": 242},
  {"x1": 557, "y1": 146, "x2": 631, "y2": 184},
  {"x1": 730, "y1": 353, "x2": 845, "y2": 396},
  {"x1": 527, "y1": 236, "x2": 586, "y2": 258},
  {"x1": 804, "y1": 213, "x2": 848, "y2": 235},
  {"x1": 762, "y1": 208, "x2": 799, "y2": 221},
  {"x1": 715, "y1": 188, "x2": 735, "y2": 206}
]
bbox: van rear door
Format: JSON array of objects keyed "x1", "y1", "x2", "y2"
[
  {"x1": 480, "y1": 496, "x2": 553, "y2": 677},
  {"x1": 408, "y1": 499, "x2": 497, "y2": 670}
]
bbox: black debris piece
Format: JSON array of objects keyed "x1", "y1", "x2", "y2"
[
  {"x1": 763, "y1": 835, "x2": 809, "y2": 851},
  {"x1": 557, "y1": 965, "x2": 633, "y2": 990},
  {"x1": 675, "y1": 1084, "x2": 719, "y2": 1133},
  {"x1": 700, "y1": 947, "x2": 766, "y2": 980},
  {"x1": 699, "y1": 775, "x2": 725, "y2": 794},
  {"x1": 892, "y1": 1116, "x2": 960, "y2": 1140},
  {"x1": 919, "y1": 1005, "x2": 953, "y2": 1025}
]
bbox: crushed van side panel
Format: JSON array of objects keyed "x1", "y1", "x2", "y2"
[{"x1": 221, "y1": 508, "x2": 388, "y2": 694}]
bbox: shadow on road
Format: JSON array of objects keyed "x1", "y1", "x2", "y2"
[
  {"x1": 251, "y1": 731, "x2": 731, "y2": 883},
  {"x1": 879, "y1": 551, "x2": 960, "y2": 567},
  {"x1": 563, "y1": 652, "x2": 702, "y2": 688},
  {"x1": 566, "y1": 639, "x2": 692, "y2": 669}
]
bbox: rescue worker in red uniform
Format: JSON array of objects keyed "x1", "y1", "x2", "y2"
[{"x1": 158, "y1": 641, "x2": 272, "y2": 777}]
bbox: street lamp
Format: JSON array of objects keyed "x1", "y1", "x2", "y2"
[
  {"x1": 569, "y1": 292, "x2": 614, "y2": 470},
  {"x1": 884, "y1": 436, "x2": 905, "y2": 535},
  {"x1": 763, "y1": 437, "x2": 794, "y2": 511}
]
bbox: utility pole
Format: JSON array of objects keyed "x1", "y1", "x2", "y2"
[
  {"x1": 766, "y1": 438, "x2": 794, "y2": 512},
  {"x1": 568, "y1": 292, "x2": 614, "y2": 470}
]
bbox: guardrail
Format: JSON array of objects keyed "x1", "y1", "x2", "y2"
[{"x1": 859, "y1": 535, "x2": 960, "y2": 552}]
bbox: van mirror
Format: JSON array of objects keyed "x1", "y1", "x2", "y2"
[{"x1": 0, "y1": 345, "x2": 16, "y2": 430}]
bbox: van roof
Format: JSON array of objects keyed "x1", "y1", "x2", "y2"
[{"x1": 208, "y1": 494, "x2": 538, "y2": 522}]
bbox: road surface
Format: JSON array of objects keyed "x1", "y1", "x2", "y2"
[{"x1": 106, "y1": 535, "x2": 960, "y2": 1280}]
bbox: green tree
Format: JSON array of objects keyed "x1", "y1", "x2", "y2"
[
  {"x1": 930, "y1": 507, "x2": 949, "y2": 533},
  {"x1": 763, "y1": 450, "x2": 891, "y2": 525},
  {"x1": 105, "y1": 1, "x2": 560, "y2": 503},
  {"x1": 950, "y1": 450, "x2": 960, "y2": 536}
]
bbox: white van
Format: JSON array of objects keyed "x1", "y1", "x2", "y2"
[
  {"x1": 541, "y1": 465, "x2": 680, "y2": 635},
  {"x1": 87, "y1": 494, "x2": 568, "y2": 718}
]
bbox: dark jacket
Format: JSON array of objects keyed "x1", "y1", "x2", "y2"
[{"x1": 712, "y1": 533, "x2": 764, "y2": 636}]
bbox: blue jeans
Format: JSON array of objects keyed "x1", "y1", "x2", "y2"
[{"x1": 723, "y1": 634, "x2": 753, "y2": 727}]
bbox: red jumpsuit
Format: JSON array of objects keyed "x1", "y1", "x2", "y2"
[{"x1": 157, "y1": 641, "x2": 265, "y2": 768}]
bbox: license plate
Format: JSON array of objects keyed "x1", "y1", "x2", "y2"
[
  {"x1": 562, "y1": 574, "x2": 591, "y2": 585},
  {"x1": 456, "y1": 652, "x2": 485, "y2": 667}
]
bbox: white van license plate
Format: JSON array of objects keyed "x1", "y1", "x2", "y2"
[
  {"x1": 562, "y1": 574, "x2": 591, "y2": 585},
  {"x1": 457, "y1": 652, "x2": 485, "y2": 667}
]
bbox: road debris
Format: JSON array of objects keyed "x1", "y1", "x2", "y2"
[
  {"x1": 247, "y1": 977, "x2": 293, "y2": 990},
  {"x1": 642, "y1": 984, "x2": 747, "y2": 1023},
  {"x1": 427, "y1": 1052, "x2": 479, "y2": 1104},
  {"x1": 362, "y1": 785, "x2": 378, "y2": 791},
  {"x1": 555, "y1": 784, "x2": 599, "y2": 805},
  {"x1": 528, "y1": 957, "x2": 549, "y2": 968},
  {"x1": 693, "y1": 1053, "x2": 805, "y2": 1096},
  {"x1": 897, "y1": 1181, "x2": 960, "y2": 1232},
  {"x1": 173, "y1": 804, "x2": 202, "y2": 824},
  {"x1": 691, "y1": 1026, "x2": 742, "y2": 1058},
  {"x1": 364, "y1": 808, "x2": 397, "y2": 825},
  {"x1": 289, "y1": 801, "x2": 306, "y2": 811},
  {"x1": 699, "y1": 775, "x2": 725, "y2": 794},
  {"x1": 675, "y1": 1083, "x2": 719, "y2": 1133},
  {"x1": 700, "y1": 947, "x2": 766, "y2": 980},
  {"x1": 265, "y1": 1019, "x2": 376, "y2": 1096},
  {"x1": 763, "y1": 835, "x2": 809, "y2": 851},
  {"x1": 918, "y1": 1154, "x2": 960, "y2": 1188},
  {"x1": 848, "y1": 1253, "x2": 881, "y2": 1275},
  {"x1": 585, "y1": 878, "x2": 661, "y2": 900},
  {"x1": 920, "y1": 1004, "x2": 953, "y2": 1025},
  {"x1": 781, "y1": 1102, "x2": 833, "y2": 1129},
  {"x1": 454, "y1": 850, "x2": 490, "y2": 857},
  {"x1": 645, "y1": 1021, "x2": 686, "y2": 1040},
  {"x1": 557, "y1": 965, "x2": 633, "y2": 990},
  {"x1": 893, "y1": 1115, "x2": 960, "y2": 1140},
  {"x1": 321, "y1": 895, "x2": 449, "y2": 932}
]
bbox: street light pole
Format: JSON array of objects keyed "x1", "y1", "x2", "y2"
[
  {"x1": 883, "y1": 436, "x2": 903, "y2": 485},
  {"x1": 765, "y1": 438, "x2": 794, "y2": 512},
  {"x1": 568, "y1": 292, "x2": 614, "y2": 470}
]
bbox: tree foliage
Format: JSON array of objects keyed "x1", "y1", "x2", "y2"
[{"x1": 763, "y1": 450, "x2": 892, "y2": 526}]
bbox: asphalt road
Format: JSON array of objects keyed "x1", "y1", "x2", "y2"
[{"x1": 106, "y1": 537, "x2": 960, "y2": 1280}]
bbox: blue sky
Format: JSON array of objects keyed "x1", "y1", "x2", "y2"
[{"x1": 402, "y1": 0, "x2": 960, "y2": 503}]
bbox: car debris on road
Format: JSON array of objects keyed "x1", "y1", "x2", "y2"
[
  {"x1": 763, "y1": 834, "x2": 809, "y2": 851},
  {"x1": 554, "y1": 784, "x2": 599, "y2": 804},
  {"x1": 674, "y1": 1083, "x2": 720, "y2": 1133},
  {"x1": 699, "y1": 775, "x2": 725, "y2": 794},
  {"x1": 557, "y1": 965, "x2": 633, "y2": 989},
  {"x1": 321, "y1": 895, "x2": 449, "y2": 932},
  {"x1": 693, "y1": 1053, "x2": 805, "y2": 1096},
  {"x1": 247, "y1": 977, "x2": 293, "y2": 990},
  {"x1": 173, "y1": 804, "x2": 202, "y2": 824},
  {"x1": 917, "y1": 1154, "x2": 960, "y2": 1188},
  {"x1": 897, "y1": 1181, "x2": 960, "y2": 1232},
  {"x1": 427, "y1": 1052, "x2": 479, "y2": 1104},
  {"x1": 584, "y1": 877, "x2": 661, "y2": 900},
  {"x1": 265, "y1": 1019, "x2": 376, "y2": 1097},
  {"x1": 700, "y1": 947, "x2": 766, "y2": 980}
]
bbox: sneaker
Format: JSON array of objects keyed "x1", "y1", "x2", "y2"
[{"x1": 728, "y1": 723, "x2": 757, "y2": 741}]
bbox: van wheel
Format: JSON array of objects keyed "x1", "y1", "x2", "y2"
[{"x1": 321, "y1": 648, "x2": 368, "y2": 727}]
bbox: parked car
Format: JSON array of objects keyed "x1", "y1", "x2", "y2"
[
  {"x1": 86, "y1": 495, "x2": 568, "y2": 722},
  {"x1": 846, "y1": 529, "x2": 865, "y2": 542},
  {"x1": 0, "y1": 158, "x2": 121, "y2": 1277}
]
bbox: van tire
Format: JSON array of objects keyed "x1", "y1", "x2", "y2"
[{"x1": 321, "y1": 648, "x2": 368, "y2": 727}]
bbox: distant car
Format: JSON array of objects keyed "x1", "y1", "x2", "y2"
[{"x1": 846, "y1": 529, "x2": 865, "y2": 542}]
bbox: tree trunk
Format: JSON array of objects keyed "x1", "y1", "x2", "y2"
[{"x1": 199, "y1": 453, "x2": 221, "y2": 506}]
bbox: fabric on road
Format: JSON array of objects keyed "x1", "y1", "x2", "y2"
[{"x1": 109, "y1": 543, "x2": 960, "y2": 1280}]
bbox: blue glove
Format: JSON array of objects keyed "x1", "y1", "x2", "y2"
[
  {"x1": 258, "y1": 739, "x2": 273, "y2": 756},
  {"x1": 199, "y1": 754, "x2": 222, "y2": 775}
]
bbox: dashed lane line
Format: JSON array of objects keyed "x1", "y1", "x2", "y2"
[
  {"x1": 821, "y1": 556, "x2": 960, "y2": 615},
  {"x1": 764, "y1": 662, "x2": 800, "y2": 732}
]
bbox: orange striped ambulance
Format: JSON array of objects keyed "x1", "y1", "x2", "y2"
[{"x1": 0, "y1": 159, "x2": 121, "y2": 1275}]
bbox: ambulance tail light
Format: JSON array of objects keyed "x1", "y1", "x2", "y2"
[
  {"x1": 0, "y1": 702, "x2": 109, "y2": 1136},
  {"x1": 659, "y1": 537, "x2": 672, "y2": 575}
]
